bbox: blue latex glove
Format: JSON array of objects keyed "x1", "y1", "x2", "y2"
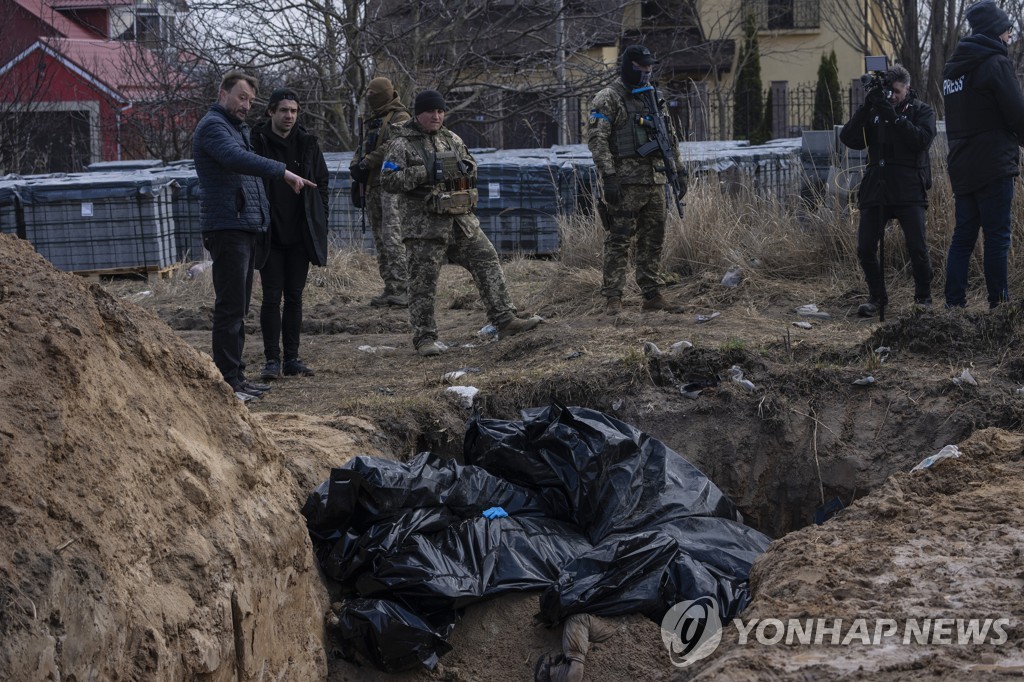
[{"x1": 482, "y1": 507, "x2": 508, "y2": 519}]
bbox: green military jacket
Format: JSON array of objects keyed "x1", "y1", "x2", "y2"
[
  {"x1": 587, "y1": 81, "x2": 684, "y2": 185},
  {"x1": 379, "y1": 121, "x2": 480, "y2": 240}
]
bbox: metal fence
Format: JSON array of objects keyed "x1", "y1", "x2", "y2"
[{"x1": 680, "y1": 80, "x2": 860, "y2": 142}]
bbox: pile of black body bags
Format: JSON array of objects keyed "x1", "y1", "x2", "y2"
[{"x1": 301, "y1": 403, "x2": 771, "y2": 671}]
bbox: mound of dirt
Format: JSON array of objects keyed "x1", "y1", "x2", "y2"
[
  {"x1": 870, "y1": 306, "x2": 1024, "y2": 360},
  {"x1": 689, "y1": 427, "x2": 1024, "y2": 680},
  {"x1": 0, "y1": 234, "x2": 330, "y2": 679}
]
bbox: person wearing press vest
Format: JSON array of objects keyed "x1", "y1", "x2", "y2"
[
  {"x1": 943, "y1": 0, "x2": 1024, "y2": 309},
  {"x1": 379, "y1": 89, "x2": 542, "y2": 357},
  {"x1": 839, "y1": 63, "x2": 936, "y2": 318},
  {"x1": 350, "y1": 77, "x2": 412, "y2": 308},
  {"x1": 586, "y1": 45, "x2": 687, "y2": 315}
]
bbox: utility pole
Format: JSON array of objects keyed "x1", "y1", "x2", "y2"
[{"x1": 556, "y1": 0, "x2": 569, "y2": 145}]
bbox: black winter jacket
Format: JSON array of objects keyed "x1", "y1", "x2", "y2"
[
  {"x1": 251, "y1": 121, "x2": 331, "y2": 266},
  {"x1": 943, "y1": 34, "x2": 1024, "y2": 194},
  {"x1": 839, "y1": 93, "x2": 936, "y2": 207},
  {"x1": 192, "y1": 104, "x2": 286, "y2": 234},
  {"x1": 839, "y1": 91, "x2": 937, "y2": 206}
]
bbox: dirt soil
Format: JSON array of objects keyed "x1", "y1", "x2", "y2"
[
  {"x1": 691, "y1": 427, "x2": 1024, "y2": 680},
  {"x1": 3, "y1": 230, "x2": 1024, "y2": 679}
]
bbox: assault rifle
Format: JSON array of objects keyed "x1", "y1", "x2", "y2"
[
  {"x1": 350, "y1": 111, "x2": 395, "y2": 231},
  {"x1": 632, "y1": 84, "x2": 686, "y2": 218}
]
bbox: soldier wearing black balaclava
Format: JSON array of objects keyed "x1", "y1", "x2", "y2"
[{"x1": 587, "y1": 45, "x2": 686, "y2": 315}]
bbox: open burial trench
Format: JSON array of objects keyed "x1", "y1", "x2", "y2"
[
  {"x1": 282, "y1": 307, "x2": 1024, "y2": 680},
  {"x1": 407, "y1": 307, "x2": 1024, "y2": 541},
  {"x1": 629, "y1": 309, "x2": 1024, "y2": 539}
]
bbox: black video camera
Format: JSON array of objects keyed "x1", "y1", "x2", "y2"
[{"x1": 860, "y1": 55, "x2": 893, "y2": 101}]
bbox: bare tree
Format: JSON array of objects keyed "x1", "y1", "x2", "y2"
[
  {"x1": 0, "y1": 0, "x2": 215, "y2": 170},
  {"x1": 168, "y1": 0, "x2": 631, "y2": 150},
  {"x1": 172, "y1": 0, "x2": 393, "y2": 151},
  {"x1": 143, "y1": 0, "x2": 863, "y2": 150},
  {"x1": 824, "y1": 0, "x2": 971, "y2": 113},
  {"x1": 361, "y1": 0, "x2": 630, "y2": 147},
  {"x1": 113, "y1": 28, "x2": 214, "y2": 161}
]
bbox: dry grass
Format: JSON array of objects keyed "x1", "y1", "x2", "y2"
[
  {"x1": 665, "y1": 181, "x2": 860, "y2": 283},
  {"x1": 107, "y1": 246, "x2": 384, "y2": 308},
  {"x1": 547, "y1": 176, "x2": 865, "y2": 307},
  {"x1": 303, "y1": 248, "x2": 384, "y2": 305}
]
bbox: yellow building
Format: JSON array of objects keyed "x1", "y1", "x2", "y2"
[{"x1": 613, "y1": 0, "x2": 895, "y2": 139}]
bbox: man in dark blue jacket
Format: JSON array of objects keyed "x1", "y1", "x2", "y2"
[
  {"x1": 840, "y1": 63, "x2": 936, "y2": 317},
  {"x1": 943, "y1": 0, "x2": 1024, "y2": 309},
  {"x1": 193, "y1": 71, "x2": 315, "y2": 401}
]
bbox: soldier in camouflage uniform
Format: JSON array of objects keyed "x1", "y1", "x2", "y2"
[
  {"x1": 350, "y1": 77, "x2": 412, "y2": 307},
  {"x1": 587, "y1": 45, "x2": 687, "y2": 314},
  {"x1": 379, "y1": 90, "x2": 542, "y2": 357}
]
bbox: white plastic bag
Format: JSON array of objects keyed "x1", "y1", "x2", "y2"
[
  {"x1": 911, "y1": 445, "x2": 961, "y2": 471},
  {"x1": 446, "y1": 385, "x2": 479, "y2": 408}
]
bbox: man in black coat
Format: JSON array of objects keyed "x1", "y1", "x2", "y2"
[
  {"x1": 840, "y1": 63, "x2": 937, "y2": 317},
  {"x1": 251, "y1": 88, "x2": 330, "y2": 380},
  {"x1": 943, "y1": 0, "x2": 1024, "y2": 309}
]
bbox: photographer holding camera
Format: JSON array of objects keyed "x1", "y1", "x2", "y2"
[
  {"x1": 840, "y1": 63, "x2": 936, "y2": 318},
  {"x1": 942, "y1": 0, "x2": 1024, "y2": 309}
]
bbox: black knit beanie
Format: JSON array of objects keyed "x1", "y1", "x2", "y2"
[
  {"x1": 967, "y1": 1, "x2": 1012, "y2": 39},
  {"x1": 414, "y1": 90, "x2": 447, "y2": 115}
]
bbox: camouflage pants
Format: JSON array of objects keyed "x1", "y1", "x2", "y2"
[
  {"x1": 599, "y1": 183, "x2": 667, "y2": 299},
  {"x1": 367, "y1": 184, "x2": 408, "y2": 296},
  {"x1": 405, "y1": 214, "x2": 516, "y2": 347}
]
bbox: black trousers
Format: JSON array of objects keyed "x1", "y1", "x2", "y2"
[
  {"x1": 857, "y1": 204, "x2": 932, "y2": 305},
  {"x1": 259, "y1": 244, "x2": 310, "y2": 362},
  {"x1": 203, "y1": 230, "x2": 257, "y2": 388}
]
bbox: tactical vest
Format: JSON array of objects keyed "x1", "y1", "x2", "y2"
[
  {"x1": 610, "y1": 82, "x2": 658, "y2": 160},
  {"x1": 410, "y1": 131, "x2": 478, "y2": 215}
]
